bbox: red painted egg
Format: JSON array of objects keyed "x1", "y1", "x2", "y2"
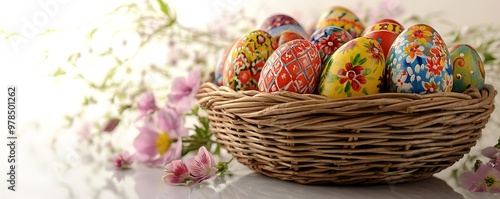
[
  {"x1": 258, "y1": 39, "x2": 322, "y2": 94},
  {"x1": 362, "y1": 19, "x2": 404, "y2": 59},
  {"x1": 278, "y1": 31, "x2": 304, "y2": 46}
]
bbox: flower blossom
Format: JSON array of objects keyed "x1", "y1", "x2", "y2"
[
  {"x1": 113, "y1": 151, "x2": 134, "y2": 170},
  {"x1": 163, "y1": 160, "x2": 191, "y2": 185},
  {"x1": 167, "y1": 67, "x2": 202, "y2": 114},
  {"x1": 459, "y1": 163, "x2": 500, "y2": 193},
  {"x1": 136, "y1": 91, "x2": 158, "y2": 121},
  {"x1": 483, "y1": 147, "x2": 500, "y2": 170},
  {"x1": 103, "y1": 118, "x2": 120, "y2": 133},
  {"x1": 186, "y1": 146, "x2": 217, "y2": 183},
  {"x1": 133, "y1": 107, "x2": 188, "y2": 167}
]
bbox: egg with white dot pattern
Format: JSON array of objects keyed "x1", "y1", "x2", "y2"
[{"x1": 449, "y1": 44, "x2": 485, "y2": 92}]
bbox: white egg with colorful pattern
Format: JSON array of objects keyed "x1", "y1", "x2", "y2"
[{"x1": 386, "y1": 24, "x2": 453, "y2": 94}]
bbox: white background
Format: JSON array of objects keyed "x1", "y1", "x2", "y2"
[{"x1": 0, "y1": 0, "x2": 499, "y2": 198}]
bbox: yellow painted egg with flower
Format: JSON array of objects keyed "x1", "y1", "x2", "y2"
[
  {"x1": 223, "y1": 30, "x2": 278, "y2": 91},
  {"x1": 319, "y1": 37, "x2": 385, "y2": 98}
]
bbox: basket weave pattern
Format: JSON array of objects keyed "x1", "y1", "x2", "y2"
[{"x1": 197, "y1": 82, "x2": 497, "y2": 184}]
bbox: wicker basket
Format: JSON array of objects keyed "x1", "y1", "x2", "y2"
[{"x1": 196, "y1": 82, "x2": 497, "y2": 185}]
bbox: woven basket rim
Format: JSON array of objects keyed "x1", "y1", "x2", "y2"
[{"x1": 198, "y1": 82, "x2": 494, "y2": 101}]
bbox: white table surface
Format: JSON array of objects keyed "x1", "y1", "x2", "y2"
[{"x1": 3, "y1": 134, "x2": 498, "y2": 199}]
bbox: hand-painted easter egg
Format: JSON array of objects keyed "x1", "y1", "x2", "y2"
[
  {"x1": 278, "y1": 31, "x2": 304, "y2": 46},
  {"x1": 258, "y1": 39, "x2": 322, "y2": 94},
  {"x1": 319, "y1": 37, "x2": 385, "y2": 98},
  {"x1": 214, "y1": 40, "x2": 236, "y2": 86},
  {"x1": 223, "y1": 30, "x2": 278, "y2": 91},
  {"x1": 449, "y1": 44, "x2": 485, "y2": 92},
  {"x1": 386, "y1": 24, "x2": 453, "y2": 94},
  {"x1": 362, "y1": 19, "x2": 404, "y2": 59},
  {"x1": 260, "y1": 14, "x2": 308, "y2": 42},
  {"x1": 309, "y1": 26, "x2": 353, "y2": 64},
  {"x1": 316, "y1": 6, "x2": 365, "y2": 38}
]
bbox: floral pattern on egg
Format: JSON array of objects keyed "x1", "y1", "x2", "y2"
[
  {"x1": 223, "y1": 30, "x2": 277, "y2": 91},
  {"x1": 319, "y1": 37, "x2": 385, "y2": 98},
  {"x1": 386, "y1": 24, "x2": 453, "y2": 94},
  {"x1": 309, "y1": 26, "x2": 353, "y2": 64}
]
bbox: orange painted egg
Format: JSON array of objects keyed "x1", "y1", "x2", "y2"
[{"x1": 278, "y1": 31, "x2": 304, "y2": 46}]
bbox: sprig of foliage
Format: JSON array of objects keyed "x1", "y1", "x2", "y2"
[{"x1": 42, "y1": 0, "x2": 253, "y2": 156}]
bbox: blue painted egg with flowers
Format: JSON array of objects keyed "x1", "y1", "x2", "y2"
[
  {"x1": 309, "y1": 26, "x2": 353, "y2": 65},
  {"x1": 386, "y1": 24, "x2": 453, "y2": 94}
]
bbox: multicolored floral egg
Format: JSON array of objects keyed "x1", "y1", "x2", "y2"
[
  {"x1": 316, "y1": 6, "x2": 365, "y2": 38},
  {"x1": 386, "y1": 24, "x2": 453, "y2": 94},
  {"x1": 258, "y1": 39, "x2": 322, "y2": 94},
  {"x1": 362, "y1": 19, "x2": 404, "y2": 59},
  {"x1": 278, "y1": 31, "x2": 304, "y2": 46},
  {"x1": 319, "y1": 37, "x2": 385, "y2": 98},
  {"x1": 223, "y1": 30, "x2": 278, "y2": 91},
  {"x1": 309, "y1": 26, "x2": 353, "y2": 64},
  {"x1": 449, "y1": 44, "x2": 485, "y2": 92},
  {"x1": 260, "y1": 14, "x2": 308, "y2": 42},
  {"x1": 214, "y1": 40, "x2": 236, "y2": 86}
]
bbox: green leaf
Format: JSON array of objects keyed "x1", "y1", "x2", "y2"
[
  {"x1": 336, "y1": 86, "x2": 343, "y2": 94},
  {"x1": 347, "y1": 92, "x2": 352, "y2": 97},
  {"x1": 52, "y1": 67, "x2": 66, "y2": 77},
  {"x1": 352, "y1": 54, "x2": 360, "y2": 65},
  {"x1": 362, "y1": 87, "x2": 368, "y2": 95},
  {"x1": 358, "y1": 57, "x2": 367, "y2": 65},
  {"x1": 363, "y1": 68, "x2": 372, "y2": 76},
  {"x1": 214, "y1": 143, "x2": 221, "y2": 155},
  {"x1": 325, "y1": 72, "x2": 340, "y2": 83},
  {"x1": 344, "y1": 81, "x2": 351, "y2": 93},
  {"x1": 86, "y1": 28, "x2": 98, "y2": 41},
  {"x1": 156, "y1": 0, "x2": 170, "y2": 16},
  {"x1": 484, "y1": 52, "x2": 496, "y2": 64},
  {"x1": 367, "y1": 76, "x2": 375, "y2": 80}
]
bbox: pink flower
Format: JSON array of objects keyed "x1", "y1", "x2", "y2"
[
  {"x1": 113, "y1": 151, "x2": 134, "y2": 170},
  {"x1": 136, "y1": 91, "x2": 158, "y2": 121},
  {"x1": 186, "y1": 146, "x2": 217, "y2": 183},
  {"x1": 482, "y1": 147, "x2": 500, "y2": 170},
  {"x1": 163, "y1": 160, "x2": 191, "y2": 185},
  {"x1": 77, "y1": 121, "x2": 91, "y2": 142},
  {"x1": 167, "y1": 68, "x2": 202, "y2": 114},
  {"x1": 102, "y1": 118, "x2": 120, "y2": 133},
  {"x1": 460, "y1": 164, "x2": 500, "y2": 193},
  {"x1": 133, "y1": 107, "x2": 188, "y2": 167}
]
